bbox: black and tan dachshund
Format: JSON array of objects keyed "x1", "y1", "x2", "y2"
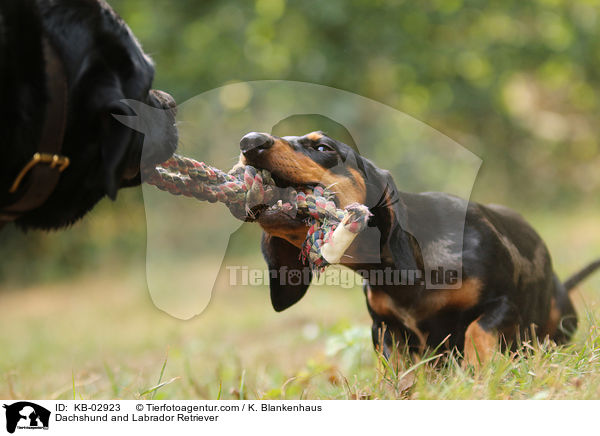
[{"x1": 237, "y1": 131, "x2": 600, "y2": 366}]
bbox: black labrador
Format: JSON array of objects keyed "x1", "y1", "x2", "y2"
[{"x1": 0, "y1": 0, "x2": 177, "y2": 230}]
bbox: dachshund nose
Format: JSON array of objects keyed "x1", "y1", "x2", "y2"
[{"x1": 240, "y1": 132, "x2": 274, "y2": 156}]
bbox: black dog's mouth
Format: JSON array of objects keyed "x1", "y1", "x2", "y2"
[
  {"x1": 121, "y1": 148, "x2": 143, "y2": 183},
  {"x1": 120, "y1": 90, "x2": 179, "y2": 187}
]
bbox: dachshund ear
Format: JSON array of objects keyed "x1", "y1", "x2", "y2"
[{"x1": 261, "y1": 233, "x2": 312, "y2": 312}]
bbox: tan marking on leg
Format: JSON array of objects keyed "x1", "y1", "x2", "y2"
[
  {"x1": 542, "y1": 297, "x2": 560, "y2": 338},
  {"x1": 464, "y1": 318, "x2": 497, "y2": 367},
  {"x1": 367, "y1": 287, "x2": 427, "y2": 351},
  {"x1": 367, "y1": 287, "x2": 394, "y2": 317}
]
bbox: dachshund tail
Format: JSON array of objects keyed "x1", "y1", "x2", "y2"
[{"x1": 564, "y1": 259, "x2": 600, "y2": 292}]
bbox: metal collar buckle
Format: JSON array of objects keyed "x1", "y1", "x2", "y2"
[{"x1": 9, "y1": 153, "x2": 71, "y2": 194}]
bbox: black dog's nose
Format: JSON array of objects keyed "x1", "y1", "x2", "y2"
[
  {"x1": 240, "y1": 132, "x2": 274, "y2": 156},
  {"x1": 150, "y1": 89, "x2": 177, "y2": 110}
]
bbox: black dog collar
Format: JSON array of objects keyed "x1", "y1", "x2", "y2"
[{"x1": 0, "y1": 38, "x2": 70, "y2": 223}]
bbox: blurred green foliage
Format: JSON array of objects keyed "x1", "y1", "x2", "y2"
[
  {"x1": 112, "y1": 0, "x2": 600, "y2": 204},
  {"x1": 2, "y1": 0, "x2": 599, "y2": 285}
]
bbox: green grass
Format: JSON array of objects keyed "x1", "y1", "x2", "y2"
[{"x1": 0, "y1": 207, "x2": 599, "y2": 400}]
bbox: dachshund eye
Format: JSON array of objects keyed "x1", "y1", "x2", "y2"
[{"x1": 311, "y1": 143, "x2": 334, "y2": 152}]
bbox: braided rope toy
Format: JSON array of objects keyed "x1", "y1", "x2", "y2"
[{"x1": 142, "y1": 154, "x2": 371, "y2": 271}]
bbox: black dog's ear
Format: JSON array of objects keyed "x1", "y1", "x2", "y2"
[
  {"x1": 261, "y1": 233, "x2": 312, "y2": 312},
  {"x1": 100, "y1": 100, "x2": 137, "y2": 200}
]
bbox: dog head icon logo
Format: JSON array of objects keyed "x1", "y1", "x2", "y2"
[{"x1": 3, "y1": 402, "x2": 50, "y2": 434}]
